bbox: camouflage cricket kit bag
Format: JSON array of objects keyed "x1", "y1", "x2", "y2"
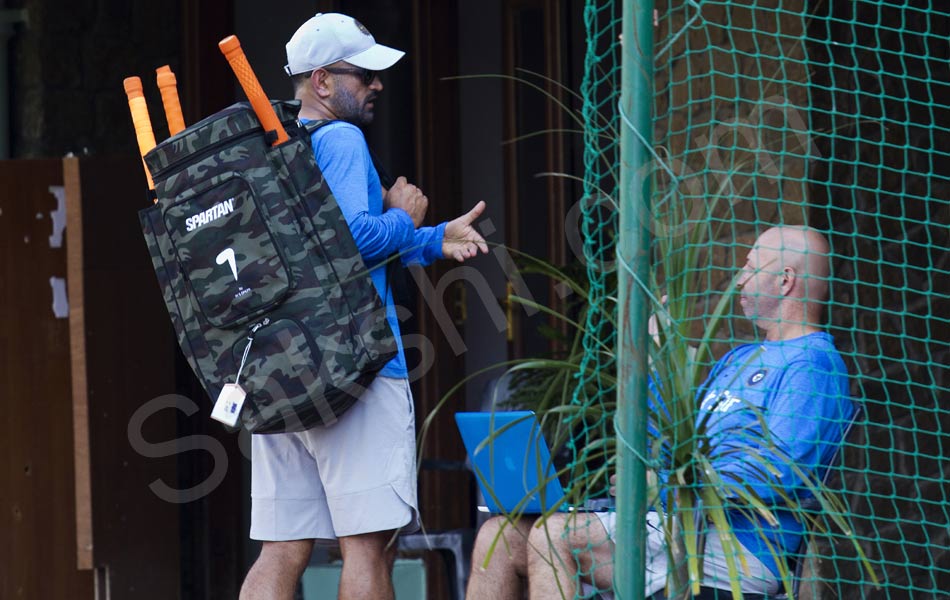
[{"x1": 138, "y1": 100, "x2": 397, "y2": 433}]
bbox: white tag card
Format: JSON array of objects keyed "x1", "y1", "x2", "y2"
[{"x1": 211, "y1": 383, "x2": 247, "y2": 427}]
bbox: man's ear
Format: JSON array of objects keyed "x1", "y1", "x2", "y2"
[
  {"x1": 311, "y1": 70, "x2": 333, "y2": 99},
  {"x1": 781, "y1": 267, "x2": 797, "y2": 296}
]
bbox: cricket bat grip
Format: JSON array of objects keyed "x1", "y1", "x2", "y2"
[
  {"x1": 123, "y1": 76, "x2": 157, "y2": 190},
  {"x1": 156, "y1": 66, "x2": 186, "y2": 136},
  {"x1": 219, "y1": 35, "x2": 289, "y2": 146}
]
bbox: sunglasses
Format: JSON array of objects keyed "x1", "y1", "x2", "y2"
[{"x1": 323, "y1": 67, "x2": 378, "y2": 86}]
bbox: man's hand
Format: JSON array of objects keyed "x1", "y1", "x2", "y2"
[
  {"x1": 384, "y1": 176, "x2": 428, "y2": 228},
  {"x1": 443, "y1": 201, "x2": 489, "y2": 262},
  {"x1": 610, "y1": 471, "x2": 659, "y2": 504},
  {"x1": 648, "y1": 294, "x2": 669, "y2": 346}
]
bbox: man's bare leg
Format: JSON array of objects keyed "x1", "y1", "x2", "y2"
[
  {"x1": 338, "y1": 530, "x2": 398, "y2": 600},
  {"x1": 240, "y1": 539, "x2": 315, "y2": 600},
  {"x1": 467, "y1": 516, "x2": 535, "y2": 600},
  {"x1": 526, "y1": 513, "x2": 615, "y2": 600}
]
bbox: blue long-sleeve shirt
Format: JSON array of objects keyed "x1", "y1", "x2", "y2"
[{"x1": 307, "y1": 120, "x2": 446, "y2": 378}]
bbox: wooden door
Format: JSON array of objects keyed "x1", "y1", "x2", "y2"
[
  {"x1": 503, "y1": 0, "x2": 578, "y2": 359},
  {"x1": 65, "y1": 157, "x2": 182, "y2": 599},
  {"x1": 0, "y1": 160, "x2": 95, "y2": 599}
]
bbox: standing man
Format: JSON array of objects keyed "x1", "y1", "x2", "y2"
[
  {"x1": 465, "y1": 226, "x2": 856, "y2": 599},
  {"x1": 240, "y1": 13, "x2": 489, "y2": 600}
]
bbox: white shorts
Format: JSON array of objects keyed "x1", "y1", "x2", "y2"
[
  {"x1": 249, "y1": 376, "x2": 420, "y2": 541},
  {"x1": 594, "y1": 511, "x2": 779, "y2": 596},
  {"x1": 591, "y1": 511, "x2": 668, "y2": 598}
]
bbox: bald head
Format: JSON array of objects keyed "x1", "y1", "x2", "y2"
[
  {"x1": 755, "y1": 226, "x2": 831, "y2": 303},
  {"x1": 737, "y1": 226, "x2": 833, "y2": 339}
]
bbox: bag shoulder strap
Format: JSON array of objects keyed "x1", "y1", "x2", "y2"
[{"x1": 303, "y1": 118, "x2": 408, "y2": 309}]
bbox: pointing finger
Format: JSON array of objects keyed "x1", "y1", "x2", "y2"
[{"x1": 462, "y1": 200, "x2": 486, "y2": 224}]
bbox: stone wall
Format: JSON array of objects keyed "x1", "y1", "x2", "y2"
[{"x1": 9, "y1": 0, "x2": 181, "y2": 158}]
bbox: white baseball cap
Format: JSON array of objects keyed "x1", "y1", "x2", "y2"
[{"x1": 284, "y1": 13, "x2": 405, "y2": 76}]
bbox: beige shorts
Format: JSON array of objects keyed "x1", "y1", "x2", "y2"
[{"x1": 249, "y1": 376, "x2": 420, "y2": 541}]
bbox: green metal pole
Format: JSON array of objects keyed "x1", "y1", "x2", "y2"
[{"x1": 615, "y1": 1, "x2": 654, "y2": 599}]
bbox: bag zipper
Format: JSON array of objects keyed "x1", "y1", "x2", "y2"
[
  {"x1": 150, "y1": 105, "x2": 300, "y2": 181},
  {"x1": 152, "y1": 127, "x2": 263, "y2": 182}
]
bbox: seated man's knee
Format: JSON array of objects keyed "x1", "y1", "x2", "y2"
[
  {"x1": 476, "y1": 515, "x2": 509, "y2": 537},
  {"x1": 527, "y1": 513, "x2": 571, "y2": 549},
  {"x1": 526, "y1": 514, "x2": 612, "y2": 574},
  {"x1": 473, "y1": 516, "x2": 504, "y2": 555},
  {"x1": 473, "y1": 516, "x2": 531, "y2": 564}
]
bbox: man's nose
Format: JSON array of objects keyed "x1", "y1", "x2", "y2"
[
  {"x1": 736, "y1": 271, "x2": 749, "y2": 289},
  {"x1": 370, "y1": 77, "x2": 383, "y2": 92}
]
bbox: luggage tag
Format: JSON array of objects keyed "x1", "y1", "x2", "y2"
[
  {"x1": 211, "y1": 318, "x2": 268, "y2": 427},
  {"x1": 211, "y1": 383, "x2": 246, "y2": 427}
]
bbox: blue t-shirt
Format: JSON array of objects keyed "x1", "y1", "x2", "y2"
[
  {"x1": 650, "y1": 332, "x2": 853, "y2": 578},
  {"x1": 693, "y1": 332, "x2": 853, "y2": 577},
  {"x1": 307, "y1": 120, "x2": 446, "y2": 378}
]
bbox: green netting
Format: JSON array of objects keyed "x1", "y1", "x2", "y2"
[
  {"x1": 532, "y1": 1, "x2": 949, "y2": 599},
  {"x1": 565, "y1": 0, "x2": 624, "y2": 509}
]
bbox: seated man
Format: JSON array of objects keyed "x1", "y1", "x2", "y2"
[{"x1": 465, "y1": 226, "x2": 856, "y2": 599}]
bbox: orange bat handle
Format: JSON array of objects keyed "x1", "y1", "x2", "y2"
[
  {"x1": 123, "y1": 76, "x2": 157, "y2": 190},
  {"x1": 219, "y1": 35, "x2": 289, "y2": 146},
  {"x1": 156, "y1": 65, "x2": 186, "y2": 136}
]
